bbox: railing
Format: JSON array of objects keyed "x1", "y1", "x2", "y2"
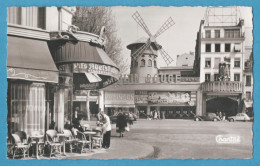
[
  {"x1": 201, "y1": 81, "x2": 243, "y2": 93},
  {"x1": 201, "y1": 31, "x2": 245, "y2": 39}
]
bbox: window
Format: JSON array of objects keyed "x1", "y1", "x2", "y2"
[
  {"x1": 245, "y1": 62, "x2": 249, "y2": 69},
  {"x1": 148, "y1": 59, "x2": 152, "y2": 67},
  {"x1": 225, "y1": 43, "x2": 231, "y2": 52},
  {"x1": 205, "y1": 58, "x2": 211, "y2": 68},
  {"x1": 7, "y1": 7, "x2": 46, "y2": 29},
  {"x1": 206, "y1": 44, "x2": 211, "y2": 52},
  {"x1": 214, "y1": 74, "x2": 219, "y2": 81},
  {"x1": 215, "y1": 30, "x2": 220, "y2": 38},
  {"x1": 154, "y1": 60, "x2": 157, "y2": 68},
  {"x1": 7, "y1": 7, "x2": 22, "y2": 25},
  {"x1": 246, "y1": 92, "x2": 252, "y2": 100},
  {"x1": 224, "y1": 29, "x2": 240, "y2": 38},
  {"x1": 215, "y1": 44, "x2": 221, "y2": 52},
  {"x1": 214, "y1": 58, "x2": 221, "y2": 68},
  {"x1": 141, "y1": 59, "x2": 145, "y2": 67},
  {"x1": 205, "y1": 74, "x2": 211, "y2": 82},
  {"x1": 234, "y1": 58, "x2": 240, "y2": 68},
  {"x1": 205, "y1": 30, "x2": 211, "y2": 38},
  {"x1": 234, "y1": 74, "x2": 240, "y2": 81},
  {"x1": 246, "y1": 75, "x2": 251, "y2": 86},
  {"x1": 234, "y1": 43, "x2": 241, "y2": 52}
]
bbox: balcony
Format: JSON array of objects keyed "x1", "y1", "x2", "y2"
[
  {"x1": 201, "y1": 81, "x2": 243, "y2": 93},
  {"x1": 201, "y1": 31, "x2": 245, "y2": 40}
]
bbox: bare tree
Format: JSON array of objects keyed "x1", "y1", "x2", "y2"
[{"x1": 72, "y1": 7, "x2": 128, "y2": 74}]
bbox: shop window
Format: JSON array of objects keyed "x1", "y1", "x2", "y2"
[
  {"x1": 141, "y1": 59, "x2": 145, "y2": 67},
  {"x1": 214, "y1": 74, "x2": 219, "y2": 81},
  {"x1": 246, "y1": 92, "x2": 252, "y2": 100},
  {"x1": 154, "y1": 60, "x2": 157, "y2": 68},
  {"x1": 148, "y1": 59, "x2": 152, "y2": 67},
  {"x1": 225, "y1": 43, "x2": 231, "y2": 52},
  {"x1": 246, "y1": 75, "x2": 251, "y2": 86},
  {"x1": 234, "y1": 74, "x2": 240, "y2": 81},
  {"x1": 205, "y1": 74, "x2": 211, "y2": 82},
  {"x1": 215, "y1": 30, "x2": 220, "y2": 38},
  {"x1": 234, "y1": 43, "x2": 241, "y2": 52},
  {"x1": 205, "y1": 58, "x2": 211, "y2": 68},
  {"x1": 8, "y1": 82, "x2": 46, "y2": 135},
  {"x1": 215, "y1": 44, "x2": 221, "y2": 52},
  {"x1": 234, "y1": 58, "x2": 240, "y2": 68},
  {"x1": 214, "y1": 58, "x2": 220, "y2": 69},
  {"x1": 205, "y1": 44, "x2": 211, "y2": 52},
  {"x1": 205, "y1": 30, "x2": 211, "y2": 38}
]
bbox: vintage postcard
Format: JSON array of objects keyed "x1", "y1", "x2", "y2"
[{"x1": 6, "y1": 6, "x2": 253, "y2": 160}]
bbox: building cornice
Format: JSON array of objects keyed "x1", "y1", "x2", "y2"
[{"x1": 7, "y1": 24, "x2": 50, "y2": 40}]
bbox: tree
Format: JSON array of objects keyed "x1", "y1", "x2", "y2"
[{"x1": 72, "y1": 7, "x2": 128, "y2": 74}]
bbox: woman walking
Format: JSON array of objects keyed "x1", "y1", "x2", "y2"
[{"x1": 116, "y1": 112, "x2": 128, "y2": 137}]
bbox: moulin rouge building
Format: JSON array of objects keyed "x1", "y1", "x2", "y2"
[{"x1": 101, "y1": 7, "x2": 253, "y2": 119}]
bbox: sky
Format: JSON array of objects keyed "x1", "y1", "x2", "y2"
[{"x1": 111, "y1": 6, "x2": 253, "y2": 73}]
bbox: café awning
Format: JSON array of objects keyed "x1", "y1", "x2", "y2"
[
  {"x1": 7, "y1": 36, "x2": 58, "y2": 83},
  {"x1": 48, "y1": 35, "x2": 120, "y2": 89}
]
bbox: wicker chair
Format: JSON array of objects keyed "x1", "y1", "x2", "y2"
[
  {"x1": 29, "y1": 131, "x2": 45, "y2": 156},
  {"x1": 11, "y1": 132, "x2": 30, "y2": 159},
  {"x1": 63, "y1": 129, "x2": 78, "y2": 153},
  {"x1": 45, "y1": 130, "x2": 62, "y2": 157},
  {"x1": 92, "y1": 128, "x2": 103, "y2": 149},
  {"x1": 76, "y1": 131, "x2": 91, "y2": 153}
]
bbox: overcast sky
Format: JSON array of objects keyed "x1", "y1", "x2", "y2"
[{"x1": 111, "y1": 6, "x2": 253, "y2": 73}]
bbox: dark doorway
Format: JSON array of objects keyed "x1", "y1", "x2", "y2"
[
  {"x1": 89, "y1": 101, "x2": 99, "y2": 119},
  {"x1": 206, "y1": 97, "x2": 238, "y2": 117}
]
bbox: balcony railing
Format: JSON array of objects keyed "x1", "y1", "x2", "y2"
[
  {"x1": 201, "y1": 81, "x2": 243, "y2": 93},
  {"x1": 201, "y1": 31, "x2": 245, "y2": 39}
]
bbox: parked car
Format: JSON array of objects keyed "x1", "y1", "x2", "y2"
[
  {"x1": 194, "y1": 113, "x2": 221, "y2": 122},
  {"x1": 228, "y1": 113, "x2": 251, "y2": 122},
  {"x1": 110, "y1": 112, "x2": 136, "y2": 124}
]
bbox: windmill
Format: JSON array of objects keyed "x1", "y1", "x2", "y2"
[{"x1": 131, "y1": 11, "x2": 175, "y2": 66}]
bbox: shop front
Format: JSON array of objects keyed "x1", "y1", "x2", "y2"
[
  {"x1": 104, "y1": 91, "x2": 135, "y2": 116},
  {"x1": 7, "y1": 36, "x2": 59, "y2": 136},
  {"x1": 134, "y1": 90, "x2": 197, "y2": 119},
  {"x1": 48, "y1": 30, "x2": 119, "y2": 127}
]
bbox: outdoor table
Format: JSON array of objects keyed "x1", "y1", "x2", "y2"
[
  {"x1": 83, "y1": 131, "x2": 97, "y2": 151},
  {"x1": 57, "y1": 133, "x2": 67, "y2": 156},
  {"x1": 30, "y1": 135, "x2": 44, "y2": 159}
]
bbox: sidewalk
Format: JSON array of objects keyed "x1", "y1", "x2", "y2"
[{"x1": 64, "y1": 138, "x2": 154, "y2": 159}]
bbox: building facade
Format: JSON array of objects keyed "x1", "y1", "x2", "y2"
[
  {"x1": 193, "y1": 7, "x2": 252, "y2": 117},
  {"x1": 7, "y1": 7, "x2": 119, "y2": 137}
]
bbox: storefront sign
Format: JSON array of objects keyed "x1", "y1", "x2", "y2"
[
  {"x1": 135, "y1": 91, "x2": 148, "y2": 104},
  {"x1": 73, "y1": 63, "x2": 119, "y2": 78},
  {"x1": 148, "y1": 91, "x2": 191, "y2": 104},
  {"x1": 89, "y1": 90, "x2": 99, "y2": 96},
  {"x1": 75, "y1": 96, "x2": 87, "y2": 101},
  {"x1": 105, "y1": 91, "x2": 134, "y2": 105}
]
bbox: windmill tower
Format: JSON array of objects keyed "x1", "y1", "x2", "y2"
[{"x1": 127, "y1": 11, "x2": 175, "y2": 83}]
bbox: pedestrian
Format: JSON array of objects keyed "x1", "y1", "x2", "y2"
[
  {"x1": 154, "y1": 110, "x2": 158, "y2": 120},
  {"x1": 116, "y1": 112, "x2": 128, "y2": 137},
  {"x1": 96, "y1": 108, "x2": 103, "y2": 123},
  {"x1": 219, "y1": 111, "x2": 222, "y2": 120},
  {"x1": 72, "y1": 117, "x2": 84, "y2": 132},
  {"x1": 100, "y1": 111, "x2": 111, "y2": 149},
  {"x1": 222, "y1": 112, "x2": 226, "y2": 121}
]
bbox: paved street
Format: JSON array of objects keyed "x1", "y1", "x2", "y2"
[{"x1": 123, "y1": 119, "x2": 253, "y2": 159}]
